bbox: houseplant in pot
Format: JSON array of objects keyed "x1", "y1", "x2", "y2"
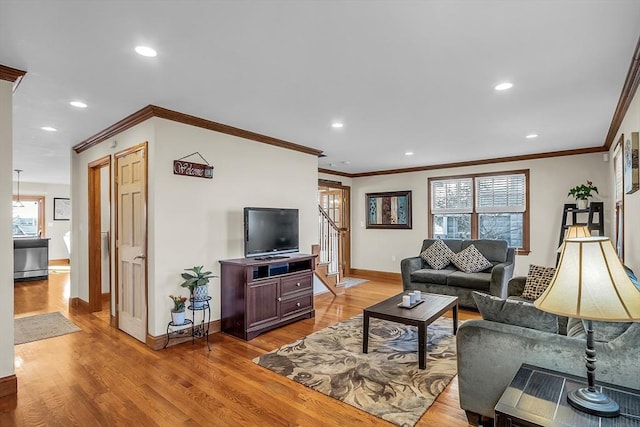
[
  {"x1": 180, "y1": 266, "x2": 217, "y2": 309},
  {"x1": 169, "y1": 295, "x2": 187, "y2": 325},
  {"x1": 568, "y1": 180, "x2": 598, "y2": 209}
]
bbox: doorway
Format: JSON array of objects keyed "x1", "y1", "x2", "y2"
[
  {"x1": 88, "y1": 156, "x2": 111, "y2": 315},
  {"x1": 318, "y1": 180, "x2": 351, "y2": 276}
]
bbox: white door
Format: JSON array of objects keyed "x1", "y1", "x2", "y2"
[{"x1": 116, "y1": 146, "x2": 147, "y2": 342}]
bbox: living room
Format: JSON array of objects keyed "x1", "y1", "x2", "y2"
[{"x1": 2, "y1": 1, "x2": 640, "y2": 426}]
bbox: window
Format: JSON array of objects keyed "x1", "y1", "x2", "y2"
[
  {"x1": 429, "y1": 170, "x2": 529, "y2": 254},
  {"x1": 12, "y1": 196, "x2": 45, "y2": 238}
]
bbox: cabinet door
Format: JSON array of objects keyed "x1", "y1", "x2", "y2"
[{"x1": 247, "y1": 278, "x2": 280, "y2": 329}]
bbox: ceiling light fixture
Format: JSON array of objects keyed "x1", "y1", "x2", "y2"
[
  {"x1": 70, "y1": 101, "x2": 87, "y2": 108},
  {"x1": 13, "y1": 169, "x2": 24, "y2": 208},
  {"x1": 41, "y1": 126, "x2": 57, "y2": 132},
  {"x1": 494, "y1": 82, "x2": 513, "y2": 91},
  {"x1": 331, "y1": 122, "x2": 344, "y2": 128},
  {"x1": 526, "y1": 134, "x2": 539, "y2": 139},
  {"x1": 405, "y1": 151, "x2": 414, "y2": 156},
  {"x1": 135, "y1": 46, "x2": 157, "y2": 57}
]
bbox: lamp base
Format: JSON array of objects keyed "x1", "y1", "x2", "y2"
[{"x1": 568, "y1": 387, "x2": 620, "y2": 417}]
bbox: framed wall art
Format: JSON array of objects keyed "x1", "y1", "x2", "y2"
[
  {"x1": 624, "y1": 132, "x2": 639, "y2": 195},
  {"x1": 366, "y1": 190, "x2": 412, "y2": 229},
  {"x1": 53, "y1": 197, "x2": 71, "y2": 220}
]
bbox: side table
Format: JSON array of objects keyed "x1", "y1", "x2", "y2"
[{"x1": 495, "y1": 364, "x2": 640, "y2": 427}]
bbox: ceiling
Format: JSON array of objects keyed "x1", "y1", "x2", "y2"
[{"x1": 2, "y1": 1, "x2": 640, "y2": 185}]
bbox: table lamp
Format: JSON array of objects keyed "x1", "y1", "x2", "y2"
[
  {"x1": 534, "y1": 236, "x2": 640, "y2": 417},
  {"x1": 564, "y1": 225, "x2": 591, "y2": 239}
]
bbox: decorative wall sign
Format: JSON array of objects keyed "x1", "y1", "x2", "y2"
[
  {"x1": 53, "y1": 197, "x2": 71, "y2": 221},
  {"x1": 624, "y1": 132, "x2": 639, "y2": 194},
  {"x1": 173, "y1": 152, "x2": 214, "y2": 179},
  {"x1": 366, "y1": 190, "x2": 412, "y2": 229}
]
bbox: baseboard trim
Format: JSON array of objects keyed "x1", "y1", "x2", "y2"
[
  {"x1": 0, "y1": 375, "x2": 17, "y2": 398},
  {"x1": 49, "y1": 258, "x2": 70, "y2": 265},
  {"x1": 69, "y1": 297, "x2": 90, "y2": 313},
  {"x1": 349, "y1": 268, "x2": 401, "y2": 283},
  {"x1": 146, "y1": 319, "x2": 221, "y2": 350}
]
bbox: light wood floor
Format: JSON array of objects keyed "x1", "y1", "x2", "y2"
[{"x1": 2, "y1": 271, "x2": 480, "y2": 426}]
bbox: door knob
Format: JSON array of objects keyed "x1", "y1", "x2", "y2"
[{"x1": 134, "y1": 255, "x2": 146, "y2": 260}]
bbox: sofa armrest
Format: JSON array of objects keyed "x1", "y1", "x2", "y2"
[
  {"x1": 456, "y1": 320, "x2": 640, "y2": 419},
  {"x1": 400, "y1": 256, "x2": 423, "y2": 288},
  {"x1": 489, "y1": 260, "x2": 514, "y2": 299}
]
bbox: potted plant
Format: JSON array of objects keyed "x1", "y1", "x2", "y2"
[
  {"x1": 180, "y1": 266, "x2": 217, "y2": 309},
  {"x1": 169, "y1": 294, "x2": 187, "y2": 325},
  {"x1": 568, "y1": 180, "x2": 598, "y2": 209}
]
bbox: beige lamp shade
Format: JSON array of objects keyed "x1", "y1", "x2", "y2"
[
  {"x1": 535, "y1": 237, "x2": 640, "y2": 321},
  {"x1": 564, "y1": 225, "x2": 591, "y2": 239}
]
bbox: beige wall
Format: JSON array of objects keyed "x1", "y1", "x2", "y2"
[
  {"x1": 71, "y1": 117, "x2": 319, "y2": 337},
  {"x1": 0, "y1": 79, "x2": 15, "y2": 378},
  {"x1": 609, "y1": 86, "x2": 640, "y2": 274},
  {"x1": 17, "y1": 181, "x2": 71, "y2": 260},
  {"x1": 348, "y1": 153, "x2": 610, "y2": 276}
]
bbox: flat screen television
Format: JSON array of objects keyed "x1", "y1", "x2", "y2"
[{"x1": 244, "y1": 207, "x2": 299, "y2": 258}]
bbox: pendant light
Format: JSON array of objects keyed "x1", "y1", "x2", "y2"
[{"x1": 13, "y1": 169, "x2": 24, "y2": 208}]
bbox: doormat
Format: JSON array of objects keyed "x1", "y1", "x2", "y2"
[
  {"x1": 254, "y1": 315, "x2": 458, "y2": 427},
  {"x1": 14, "y1": 312, "x2": 81, "y2": 345}
]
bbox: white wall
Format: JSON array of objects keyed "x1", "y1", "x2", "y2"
[
  {"x1": 349, "y1": 152, "x2": 610, "y2": 276},
  {"x1": 71, "y1": 117, "x2": 319, "y2": 337},
  {"x1": 0, "y1": 79, "x2": 15, "y2": 379},
  {"x1": 17, "y1": 181, "x2": 71, "y2": 260},
  {"x1": 610, "y1": 86, "x2": 640, "y2": 274}
]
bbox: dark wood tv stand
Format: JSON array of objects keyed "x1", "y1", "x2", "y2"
[{"x1": 219, "y1": 253, "x2": 316, "y2": 340}]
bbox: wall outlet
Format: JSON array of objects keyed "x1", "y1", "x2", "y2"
[{"x1": 391, "y1": 255, "x2": 396, "y2": 261}]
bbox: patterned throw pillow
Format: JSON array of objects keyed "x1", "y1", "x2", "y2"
[
  {"x1": 449, "y1": 244, "x2": 493, "y2": 273},
  {"x1": 420, "y1": 239, "x2": 453, "y2": 270},
  {"x1": 521, "y1": 265, "x2": 556, "y2": 300}
]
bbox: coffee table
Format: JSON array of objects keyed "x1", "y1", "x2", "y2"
[{"x1": 362, "y1": 292, "x2": 458, "y2": 370}]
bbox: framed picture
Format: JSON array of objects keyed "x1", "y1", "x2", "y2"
[
  {"x1": 624, "y1": 132, "x2": 639, "y2": 195},
  {"x1": 366, "y1": 190, "x2": 412, "y2": 229},
  {"x1": 53, "y1": 197, "x2": 71, "y2": 220}
]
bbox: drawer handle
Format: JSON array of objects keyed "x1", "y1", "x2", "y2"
[
  {"x1": 296, "y1": 282, "x2": 301, "y2": 287},
  {"x1": 296, "y1": 302, "x2": 301, "y2": 307},
  {"x1": 277, "y1": 297, "x2": 282, "y2": 302}
]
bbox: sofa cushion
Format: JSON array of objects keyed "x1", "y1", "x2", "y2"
[
  {"x1": 462, "y1": 239, "x2": 508, "y2": 263},
  {"x1": 420, "y1": 239, "x2": 463, "y2": 254},
  {"x1": 472, "y1": 291, "x2": 559, "y2": 333},
  {"x1": 521, "y1": 264, "x2": 556, "y2": 300},
  {"x1": 566, "y1": 318, "x2": 633, "y2": 342},
  {"x1": 447, "y1": 271, "x2": 491, "y2": 291},
  {"x1": 419, "y1": 239, "x2": 454, "y2": 270},
  {"x1": 450, "y1": 244, "x2": 493, "y2": 273},
  {"x1": 410, "y1": 268, "x2": 456, "y2": 285}
]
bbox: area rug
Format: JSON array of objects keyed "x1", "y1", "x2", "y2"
[
  {"x1": 14, "y1": 312, "x2": 81, "y2": 345},
  {"x1": 343, "y1": 277, "x2": 369, "y2": 288},
  {"x1": 253, "y1": 314, "x2": 458, "y2": 427}
]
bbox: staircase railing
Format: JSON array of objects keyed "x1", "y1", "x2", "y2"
[{"x1": 318, "y1": 205, "x2": 340, "y2": 278}]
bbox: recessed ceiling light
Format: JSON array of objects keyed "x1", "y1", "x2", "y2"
[
  {"x1": 526, "y1": 134, "x2": 539, "y2": 139},
  {"x1": 70, "y1": 101, "x2": 87, "y2": 108},
  {"x1": 405, "y1": 151, "x2": 414, "y2": 156},
  {"x1": 494, "y1": 82, "x2": 513, "y2": 91},
  {"x1": 342, "y1": 160, "x2": 351, "y2": 165},
  {"x1": 41, "y1": 126, "x2": 57, "y2": 132},
  {"x1": 135, "y1": 46, "x2": 157, "y2": 57},
  {"x1": 331, "y1": 122, "x2": 344, "y2": 128}
]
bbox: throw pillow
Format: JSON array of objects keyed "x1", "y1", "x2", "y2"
[
  {"x1": 419, "y1": 239, "x2": 453, "y2": 270},
  {"x1": 449, "y1": 244, "x2": 492, "y2": 273},
  {"x1": 521, "y1": 264, "x2": 556, "y2": 300},
  {"x1": 472, "y1": 291, "x2": 559, "y2": 333}
]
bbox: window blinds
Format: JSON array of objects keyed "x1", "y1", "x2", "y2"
[
  {"x1": 431, "y1": 178, "x2": 473, "y2": 213},
  {"x1": 475, "y1": 174, "x2": 526, "y2": 213}
]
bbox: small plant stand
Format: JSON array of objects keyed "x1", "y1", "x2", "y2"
[
  {"x1": 163, "y1": 296, "x2": 212, "y2": 350},
  {"x1": 164, "y1": 318, "x2": 194, "y2": 348}
]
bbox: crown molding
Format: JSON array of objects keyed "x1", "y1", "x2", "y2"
[
  {"x1": 319, "y1": 146, "x2": 607, "y2": 178},
  {"x1": 0, "y1": 64, "x2": 27, "y2": 93},
  {"x1": 604, "y1": 35, "x2": 640, "y2": 149},
  {"x1": 73, "y1": 104, "x2": 324, "y2": 157}
]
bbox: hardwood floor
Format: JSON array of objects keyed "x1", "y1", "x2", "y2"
[{"x1": 2, "y1": 271, "x2": 480, "y2": 426}]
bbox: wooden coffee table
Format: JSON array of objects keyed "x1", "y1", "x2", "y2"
[{"x1": 362, "y1": 292, "x2": 458, "y2": 370}]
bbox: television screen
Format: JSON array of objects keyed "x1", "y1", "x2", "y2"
[{"x1": 244, "y1": 207, "x2": 299, "y2": 258}]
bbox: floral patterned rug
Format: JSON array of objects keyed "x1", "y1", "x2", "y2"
[{"x1": 253, "y1": 314, "x2": 458, "y2": 427}]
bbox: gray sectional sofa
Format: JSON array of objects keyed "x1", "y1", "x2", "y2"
[
  {"x1": 456, "y1": 278, "x2": 640, "y2": 426},
  {"x1": 400, "y1": 239, "x2": 515, "y2": 309}
]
